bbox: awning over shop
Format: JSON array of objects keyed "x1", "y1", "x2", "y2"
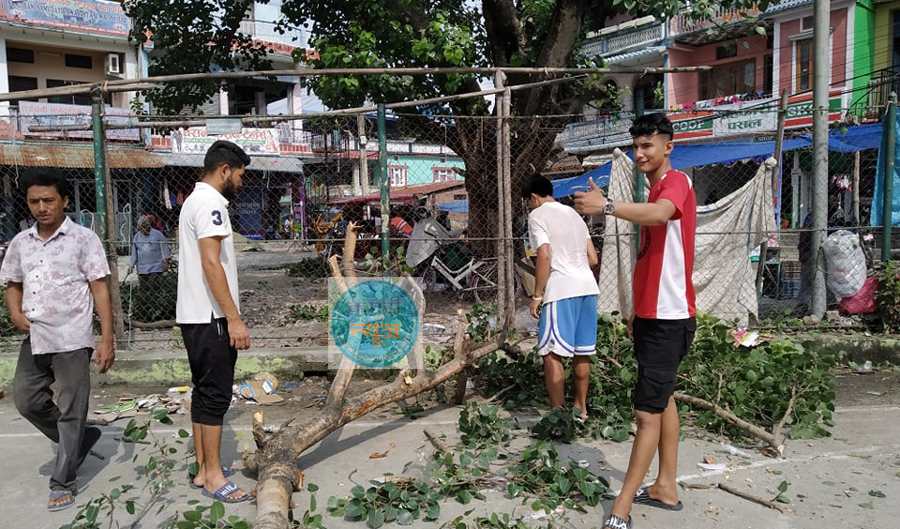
[
  {"x1": 158, "y1": 152, "x2": 305, "y2": 173},
  {"x1": 435, "y1": 199, "x2": 469, "y2": 213},
  {"x1": 570, "y1": 128, "x2": 876, "y2": 191},
  {"x1": 0, "y1": 143, "x2": 164, "y2": 169}
]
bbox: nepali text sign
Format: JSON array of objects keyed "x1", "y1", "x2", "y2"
[
  {"x1": 171, "y1": 127, "x2": 280, "y2": 155},
  {"x1": 0, "y1": 0, "x2": 128, "y2": 37},
  {"x1": 18, "y1": 101, "x2": 139, "y2": 141}
]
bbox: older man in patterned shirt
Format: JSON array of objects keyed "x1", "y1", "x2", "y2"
[{"x1": 0, "y1": 170, "x2": 115, "y2": 511}]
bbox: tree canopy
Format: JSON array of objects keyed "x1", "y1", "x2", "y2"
[{"x1": 127, "y1": 0, "x2": 769, "y2": 116}]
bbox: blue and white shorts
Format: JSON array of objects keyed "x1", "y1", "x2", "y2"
[{"x1": 537, "y1": 295, "x2": 598, "y2": 357}]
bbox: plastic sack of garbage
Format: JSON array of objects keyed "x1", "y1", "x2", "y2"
[{"x1": 822, "y1": 230, "x2": 866, "y2": 298}]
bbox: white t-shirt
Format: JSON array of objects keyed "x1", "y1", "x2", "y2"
[
  {"x1": 176, "y1": 182, "x2": 240, "y2": 323},
  {"x1": 528, "y1": 201, "x2": 600, "y2": 304}
]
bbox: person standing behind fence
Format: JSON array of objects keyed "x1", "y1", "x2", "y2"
[
  {"x1": 575, "y1": 113, "x2": 696, "y2": 529},
  {"x1": 523, "y1": 174, "x2": 600, "y2": 423},
  {"x1": 129, "y1": 215, "x2": 171, "y2": 289},
  {"x1": 0, "y1": 170, "x2": 115, "y2": 512},
  {"x1": 176, "y1": 140, "x2": 251, "y2": 503}
]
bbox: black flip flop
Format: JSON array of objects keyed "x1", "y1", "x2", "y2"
[{"x1": 633, "y1": 486, "x2": 683, "y2": 511}]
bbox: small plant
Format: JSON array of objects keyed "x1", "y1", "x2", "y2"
[
  {"x1": 327, "y1": 479, "x2": 441, "y2": 528},
  {"x1": 287, "y1": 256, "x2": 330, "y2": 278},
  {"x1": 773, "y1": 480, "x2": 791, "y2": 504},
  {"x1": 430, "y1": 446, "x2": 498, "y2": 504},
  {"x1": 291, "y1": 304, "x2": 329, "y2": 323},
  {"x1": 530, "y1": 407, "x2": 583, "y2": 443},
  {"x1": 0, "y1": 284, "x2": 21, "y2": 337},
  {"x1": 121, "y1": 270, "x2": 178, "y2": 323},
  {"x1": 466, "y1": 303, "x2": 499, "y2": 342},
  {"x1": 290, "y1": 483, "x2": 326, "y2": 528},
  {"x1": 442, "y1": 513, "x2": 544, "y2": 529},
  {"x1": 458, "y1": 402, "x2": 512, "y2": 448},
  {"x1": 507, "y1": 441, "x2": 608, "y2": 513},
  {"x1": 363, "y1": 246, "x2": 414, "y2": 276},
  {"x1": 875, "y1": 260, "x2": 900, "y2": 332}
]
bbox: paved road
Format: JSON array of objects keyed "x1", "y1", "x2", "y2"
[{"x1": 1, "y1": 386, "x2": 898, "y2": 529}]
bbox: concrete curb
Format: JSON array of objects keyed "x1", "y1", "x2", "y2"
[
  {"x1": 2, "y1": 333, "x2": 898, "y2": 389},
  {"x1": 0, "y1": 347, "x2": 333, "y2": 388}
]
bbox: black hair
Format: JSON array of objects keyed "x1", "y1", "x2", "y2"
[
  {"x1": 203, "y1": 140, "x2": 251, "y2": 172},
  {"x1": 520, "y1": 174, "x2": 553, "y2": 199},
  {"x1": 20, "y1": 169, "x2": 71, "y2": 200},
  {"x1": 629, "y1": 112, "x2": 674, "y2": 141}
]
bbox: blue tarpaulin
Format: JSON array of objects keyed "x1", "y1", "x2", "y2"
[
  {"x1": 870, "y1": 119, "x2": 900, "y2": 227},
  {"x1": 437, "y1": 124, "x2": 884, "y2": 215}
]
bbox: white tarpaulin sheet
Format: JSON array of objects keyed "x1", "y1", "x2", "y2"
[{"x1": 597, "y1": 150, "x2": 776, "y2": 324}]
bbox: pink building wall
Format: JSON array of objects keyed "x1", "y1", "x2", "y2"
[
  {"x1": 777, "y1": 8, "x2": 848, "y2": 95},
  {"x1": 667, "y1": 34, "x2": 770, "y2": 107},
  {"x1": 666, "y1": 6, "x2": 849, "y2": 107}
]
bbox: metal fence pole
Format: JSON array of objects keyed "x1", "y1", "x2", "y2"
[
  {"x1": 377, "y1": 103, "x2": 390, "y2": 259},
  {"x1": 358, "y1": 113, "x2": 370, "y2": 195},
  {"x1": 494, "y1": 72, "x2": 508, "y2": 316},
  {"x1": 502, "y1": 87, "x2": 514, "y2": 316},
  {"x1": 810, "y1": 0, "x2": 831, "y2": 317},
  {"x1": 91, "y1": 86, "x2": 126, "y2": 343},
  {"x1": 883, "y1": 93, "x2": 897, "y2": 262}
]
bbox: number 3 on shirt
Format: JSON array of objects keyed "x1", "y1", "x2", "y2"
[{"x1": 211, "y1": 210, "x2": 223, "y2": 226}]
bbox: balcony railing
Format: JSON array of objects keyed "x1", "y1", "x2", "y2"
[
  {"x1": 239, "y1": 19, "x2": 306, "y2": 48},
  {"x1": 847, "y1": 68, "x2": 900, "y2": 120},
  {"x1": 582, "y1": 23, "x2": 664, "y2": 58},
  {"x1": 670, "y1": 5, "x2": 761, "y2": 37},
  {"x1": 558, "y1": 114, "x2": 638, "y2": 152}
]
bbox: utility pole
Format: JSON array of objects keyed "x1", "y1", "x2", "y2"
[{"x1": 810, "y1": 0, "x2": 830, "y2": 317}]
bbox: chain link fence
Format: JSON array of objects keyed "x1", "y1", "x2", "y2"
[{"x1": 0, "y1": 93, "x2": 892, "y2": 352}]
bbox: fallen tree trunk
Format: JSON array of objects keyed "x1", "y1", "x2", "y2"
[{"x1": 244, "y1": 225, "x2": 509, "y2": 529}]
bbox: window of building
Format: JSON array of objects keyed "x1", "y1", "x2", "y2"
[
  {"x1": 795, "y1": 39, "x2": 812, "y2": 92},
  {"x1": 6, "y1": 47, "x2": 34, "y2": 63},
  {"x1": 715, "y1": 45, "x2": 737, "y2": 60},
  {"x1": 46, "y1": 79, "x2": 97, "y2": 105},
  {"x1": 8, "y1": 76, "x2": 38, "y2": 101},
  {"x1": 65, "y1": 53, "x2": 93, "y2": 69},
  {"x1": 763, "y1": 55, "x2": 774, "y2": 96},
  {"x1": 389, "y1": 165, "x2": 407, "y2": 187},
  {"x1": 801, "y1": 16, "x2": 814, "y2": 32},
  {"x1": 433, "y1": 166, "x2": 456, "y2": 183},
  {"x1": 699, "y1": 60, "x2": 756, "y2": 100}
]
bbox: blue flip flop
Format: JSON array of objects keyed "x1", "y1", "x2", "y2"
[
  {"x1": 48, "y1": 490, "x2": 75, "y2": 512},
  {"x1": 201, "y1": 481, "x2": 249, "y2": 503},
  {"x1": 189, "y1": 466, "x2": 237, "y2": 489}
]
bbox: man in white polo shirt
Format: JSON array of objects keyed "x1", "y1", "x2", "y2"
[
  {"x1": 176, "y1": 140, "x2": 251, "y2": 503},
  {"x1": 1, "y1": 170, "x2": 115, "y2": 511}
]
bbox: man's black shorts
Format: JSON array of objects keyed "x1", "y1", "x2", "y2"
[
  {"x1": 182, "y1": 318, "x2": 238, "y2": 426},
  {"x1": 632, "y1": 316, "x2": 696, "y2": 413}
]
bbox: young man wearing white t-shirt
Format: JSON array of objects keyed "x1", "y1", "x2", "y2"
[
  {"x1": 574, "y1": 113, "x2": 696, "y2": 529},
  {"x1": 523, "y1": 174, "x2": 600, "y2": 422},
  {"x1": 176, "y1": 140, "x2": 251, "y2": 503}
]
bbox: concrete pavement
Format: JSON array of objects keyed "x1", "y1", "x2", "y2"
[{"x1": 1, "y1": 384, "x2": 899, "y2": 529}]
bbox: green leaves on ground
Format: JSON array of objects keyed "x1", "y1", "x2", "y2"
[
  {"x1": 327, "y1": 480, "x2": 441, "y2": 528},
  {"x1": 477, "y1": 311, "x2": 837, "y2": 443},
  {"x1": 458, "y1": 402, "x2": 512, "y2": 448}
]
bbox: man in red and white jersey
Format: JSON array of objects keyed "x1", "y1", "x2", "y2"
[{"x1": 574, "y1": 113, "x2": 696, "y2": 529}]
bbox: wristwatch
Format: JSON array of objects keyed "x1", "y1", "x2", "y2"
[{"x1": 604, "y1": 198, "x2": 615, "y2": 216}]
